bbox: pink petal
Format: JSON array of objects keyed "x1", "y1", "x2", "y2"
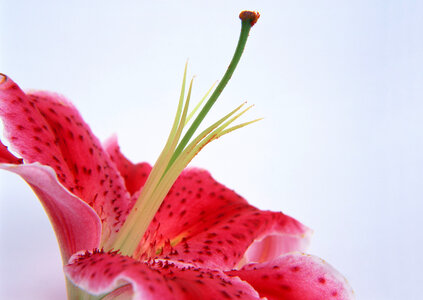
[
  {"x1": 0, "y1": 139, "x2": 22, "y2": 164},
  {"x1": 104, "y1": 136, "x2": 152, "y2": 196},
  {"x1": 226, "y1": 253, "x2": 355, "y2": 300},
  {"x1": 0, "y1": 75, "x2": 131, "y2": 240},
  {"x1": 137, "y1": 168, "x2": 311, "y2": 269},
  {"x1": 65, "y1": 250, "x2": 261, "y2": 300},
  {"x1": 0, "y1": 163, "x2": 101, "y2": 261}
]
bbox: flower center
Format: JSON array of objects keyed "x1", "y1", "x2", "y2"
[{"x1": 105, "y1": 11, "x2": 260, "y2": 257}]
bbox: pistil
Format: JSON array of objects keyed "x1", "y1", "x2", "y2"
[{"x1": 105, "y1": 11, "x2": 261, "y2": 256}]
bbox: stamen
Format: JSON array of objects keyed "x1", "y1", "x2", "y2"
[
  {"x1": 185, "y1": 81, "x2": 217, "y2": 126},
  {"x1": 217, "y1": 117, "x2": 264, "y2": 138},
  {"x1": 170, "y1": 11, "x2": 260, "y2": 166},
  {"x1": 104, "y1": 64, "x2": 190, "y2": 251},
  {"x1": 107, "y1": 11, "x2": 261, "y2": 256}
]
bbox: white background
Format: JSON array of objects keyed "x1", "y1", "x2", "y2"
[{"x1": 1, "y1": 1, "x2": 422, "y2": 299}]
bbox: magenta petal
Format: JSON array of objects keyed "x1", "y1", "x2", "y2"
[
  {"x1": 0, "y1": 163, "x2": 101, "y2": 261},
  {"x1": 0, "y1": 75, "x2": 131, "y2": 239},
  {"x1": 0, "y1": 139, "x2": 22, "y2": 164},
  {"x1": 137, "y1": 168, "x2": 311, "y2": 269},
  {"x1": 227, "y1": 253, "x2": 355, "y2": 300},
  {"x1": 65, "y1": 250, "x2": 261, "y2": 300},
  {"x1": 243, "y1": 231, "x2": 311, "y2": 266},
  {"x1": 104, "y1": 136, "x2": 152, "y2": 196}
]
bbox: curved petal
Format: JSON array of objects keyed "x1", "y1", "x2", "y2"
[
  {"x1": 0, "y1": 163, "x2": 101, "y2": 261},
  {"x1": 0, "y1": 139, "x2": 22, "y2": 164},
  {"x1": 0, "y1": 74, "x2": 131, "y2": 241},
  {"x1": 136, "y1": 168, "x2": 311, "y2": 270},
  {"x1": 226, "y1": 253, "x2": 355, "y2": 300},
  {"x1": 103, "y1": 135, "x2": 152, "y2": 196},
  {"x1": 65, "y1": 250, "x2": 261, "y2": 300}
]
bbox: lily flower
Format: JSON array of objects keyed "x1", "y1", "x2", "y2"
[{"x1": 0, "y1": 11, "x2": 354, "y2": 300}]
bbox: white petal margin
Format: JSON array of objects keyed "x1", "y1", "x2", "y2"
[{"x1": 0, "y1": 162, "x2": 101, "y2": 261}]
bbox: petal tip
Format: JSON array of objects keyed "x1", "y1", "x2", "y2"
[{"x1": 0, "y1": 73, "x2": 7, "y2": 84}]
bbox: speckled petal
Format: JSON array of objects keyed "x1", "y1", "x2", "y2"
[
  {"x1": 0, "y1": 75, "x2": 131, "y2": 241},
  {"x1": 136, "y1": 168, "x2": 311, "y2": 270},
  {"x1": 65, "y1": 250, "x2": 261, "y2": 300},
  {"x1": 0, "y1": 162, "x2": 101, "y2": 261},
  {"x1": 226, "y1": 253, "x2": 355, "y2": 300},
  {"x1": 103, "y1": 135, "x2": 152, "y2": 196}
]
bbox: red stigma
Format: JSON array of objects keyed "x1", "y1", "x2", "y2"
[{"x1": 239, "y1": 11, "x2": 260, "y2": 27}]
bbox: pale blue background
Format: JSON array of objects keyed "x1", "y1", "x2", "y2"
[{"x1": 1, "y1": 1, "x2": 422, "y2": 299}]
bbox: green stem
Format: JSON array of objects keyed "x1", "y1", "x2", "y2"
[
  {"x1": 66, "y1": 278, "x2": 102, "y2": 300},
  {"x1": 167, "y1": 19, "x2": 253, "y2": 169}
]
